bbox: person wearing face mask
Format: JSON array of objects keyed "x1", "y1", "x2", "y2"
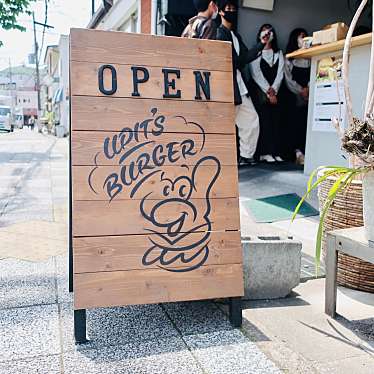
[
  {"x1": 216, "y1": 0, "x2": 265, "y2": 166},
  {"x1": 284, "y1": 28, "x2": 311, "y2": 165},
  {"x1": 250, "y1": 24, "x2": 285, "y2": 163},
  {"x1": 181, "y1": 0, "x2": 219, "y2": 39}
]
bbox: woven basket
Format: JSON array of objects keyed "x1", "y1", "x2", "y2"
[{"x1": 319, "y1": 175, "x2": 374, "y2": 293}]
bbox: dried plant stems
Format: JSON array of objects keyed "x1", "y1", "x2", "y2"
[
  {"x1": 342, "y1": 0, "x2": 368, "y2": 127},
  {"x1": 365, "y1": 2, "x2": 374, "y2": 116},
  {"x1": 341, "y1": 0, "x2": 374, "y2": 167}
]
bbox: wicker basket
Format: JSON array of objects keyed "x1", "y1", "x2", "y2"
[{"x1": 319, "y1": 175, "x2": 374, "y2": 293}]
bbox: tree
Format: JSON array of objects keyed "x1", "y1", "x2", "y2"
[{"x1": 0, "y1": 0, "x2": 36, "y2": 46}]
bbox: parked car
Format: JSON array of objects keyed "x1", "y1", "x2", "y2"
[{"x1": 0, "y1": 105, "x2": 13, "y2": 132}]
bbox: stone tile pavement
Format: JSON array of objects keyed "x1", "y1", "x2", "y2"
[{"x1": 0, "y1": 130, "x2": 281, "y2": 373}]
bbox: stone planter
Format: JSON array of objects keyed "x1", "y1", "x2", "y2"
[
  {"x1": 241, "y1": 236, "x2": 302, "y2": 300},
  {"x1": 363, "y1": 170, "x2": 374, "y2": 244}
]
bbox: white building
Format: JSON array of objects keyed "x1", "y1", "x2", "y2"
[
  {"x1": 0, "y1": 65, "x2": 41, "y2": 120},
  {"x1": 56, "y1": 35, "x2": 70, "y2": 137},
  {"x1": 88, "y1": 0, "x2": 170, "y2": 35},
  {"x1": 16, "y1": 91, "x2": 38, "y2": 117},
  {"x1": 42, "y1": 45, "x2": 60, "y2": 112}
]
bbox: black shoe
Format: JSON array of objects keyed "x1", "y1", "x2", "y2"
[{"x1": 239, "y1": 156, "x2": 257, "y2": 166}]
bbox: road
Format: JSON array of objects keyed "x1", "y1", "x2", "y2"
[{"x1": 0, "y1": 128, "x2": 68, "y2": 226}]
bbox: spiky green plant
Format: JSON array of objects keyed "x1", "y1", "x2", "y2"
[{"x1": 292, "y1": 165, "x2": 371, "y2": 272}]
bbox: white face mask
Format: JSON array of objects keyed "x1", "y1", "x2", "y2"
[{"x1": 297, "y1": 36, "x2": 304, "y2": 49}]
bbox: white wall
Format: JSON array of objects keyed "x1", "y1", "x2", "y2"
[
  {"x1": 304, "y1": 44, "x2": 371, "y2": 174},
  {"x1": 58, "y1": 35, "x2": 70, "y2": 136},
  {"x1": 97, "y1": 0, "x2": 140, "y2": 31},
  {"x1": 238, "y1": 0, "x2": 370, "y2": 50},
  {"x1": 16, "y1": 91, "x2": 38, "y2": 110}
]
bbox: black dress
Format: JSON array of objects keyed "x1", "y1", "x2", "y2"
[
  {"x1": 284, "y1": 62, "x2": 311, "y2": 156},
  {"x1": 254, "y1": 57, "x2": 282, "y2": 158}
]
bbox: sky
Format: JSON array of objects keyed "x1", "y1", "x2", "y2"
[{"x1": 0, "y1": 0, "x2": 96, "y2": 70}]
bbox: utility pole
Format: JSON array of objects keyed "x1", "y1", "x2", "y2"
[
  {"x1": 32, "y1": 12, "x2": 41, "y2": 112},
  {"x1": 8, "y1": 58, "x2": 15, "y2": 110},
  {"x1": 32, "y1": 12, "x2": 54, "y2": 114},
  {"x1": 8, "y1": 58, "x2": 12, "y2": 84}
]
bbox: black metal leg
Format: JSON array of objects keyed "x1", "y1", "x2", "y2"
[
  {"x1": 74, "y1": 309, "x2": 87, "y2": 344},
  {"x1": 229, "y1": 297, "x2": 242, "y2": 328},
  {"x1": 68, "y1": 242, "x2": 73, "y2": 292},
  {"x1": 68, "y1": 121, "x2": 73, "y2": 293}
]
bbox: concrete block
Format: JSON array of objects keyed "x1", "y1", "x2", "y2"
[{"x1": 242, "y1": 235, "x2": 302, "y2": 300}]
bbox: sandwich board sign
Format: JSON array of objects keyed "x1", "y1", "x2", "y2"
[{"x1": 69, "y1": 28, "x2": 243, "y2": 342}]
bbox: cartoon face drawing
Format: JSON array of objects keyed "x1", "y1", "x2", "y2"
[{"x1": 141, "y1": 156, "x2": 221, "y2": 272}]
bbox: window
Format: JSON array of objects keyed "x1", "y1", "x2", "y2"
[{"x1": 0, "y1": 108, "x2": 10, "y2": 115}]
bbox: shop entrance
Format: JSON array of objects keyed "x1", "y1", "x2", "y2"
[{"x1": 164, "y1": 0, "x2": 371, "y2": 170}]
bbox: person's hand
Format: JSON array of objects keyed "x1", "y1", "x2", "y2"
[
  {"x1": 301, "y1": 87, "x2": 309, "y2": 100},
  {"x1": 300, "y1": 87, "x2": 309, "y2": 101},
  {"x1": 267, "y1": 87, "x2": 276, "y2": 97},
  {"x1": 268, "y1": 94, "x2": 278, "y2": 105}
]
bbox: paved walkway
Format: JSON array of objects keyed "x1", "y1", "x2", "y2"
[
  {"x1": 237, "y1": 160, "x2": 374, "y2": 373},
  {"x1": 0, "y1": 130, "x2": 280, "y2": 373}
]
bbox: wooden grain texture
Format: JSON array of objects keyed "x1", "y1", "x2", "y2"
[
  {"x1": 72, "y1": 198, "x2": 240, "y2": 237},
  {"x1": 71, "y1": 131, "x2": 237, "y2": 166},
  {"x1": 325, "y1": 234, "x2": 338, "y2": 317},
  {"x1": 71, "y1": 96, "x2": 235, "y2": 134},
  {"x1": 73, "y1": 165, "x2": 239, "y2": 201},
  {"x1": 70, "y1": 61, "x2": 233, "y2": 103},
  {"x1": 73, "y1": 231, "x2": 242, "y2": 273},
  {"x1": 70, "y1": 28, "x2": 232, "y2": 72},
  {"x1": 74, "y1": 263, "x2": 244, "y2": 309},
  {"x1": 70, "y1": 29, "x2": 243, "y2": 310}
]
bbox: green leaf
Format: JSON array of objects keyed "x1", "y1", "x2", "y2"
[
  {"x1": 0, "y1": 0, "x2": 36, "y2": 47},
  {"x1": 314, "y1": 170, "x2": 360, "y2": 274},
  {"x1": 292, "y1": 166, "x2": 352, "y2": 222},
  {"x1": 292, "y1": 164, "x2": 371, "y2": 276}
]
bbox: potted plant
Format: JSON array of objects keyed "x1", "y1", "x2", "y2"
[{"x1": 294, "y1": 0, "x2": 374, "y2": 270}]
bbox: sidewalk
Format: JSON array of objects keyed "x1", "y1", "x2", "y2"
[
  {"x1": 237, "y1": 163, "x2": 374, "y2": 373},
  {"x1": 0, "y1": 130, "x2": 280, "y2": 374},
  {"x1": 0, "y1": 129, "x2": 373, "y2": 373}
]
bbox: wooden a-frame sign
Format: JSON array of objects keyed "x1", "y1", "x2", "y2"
[{"x1": 69, "y1": 28, "x2": 243, "y2": 343}]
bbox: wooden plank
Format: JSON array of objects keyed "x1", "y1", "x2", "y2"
[
  {"x1": 72, "y1": 165, "x2": 239, "y2": 201},
  {"x1": 71, "y1": 96, "x2": 235, "y2": 134},
  {"x1": 70, "y1": 28, "x2": 232, "y2": 72},
  {"x1": 70, "y1": 61, "x2": 233, "y2": 103},
  {"x1": 70, "y1": 30, "x2": 243, "y2": 311},
  {"x1": 73, "y1": 231, "x2": 242, "y2": 273},
  {"x1": 74, "y1": 263, "x2": 244, "y2": 309},
  {"x1": 325, "y1": 234, "x2": 338, "y2": 318},
  {"x1": 72, "y1": 198, "x2": 240, "y2": 237},
  {"x1": 71, "y1": 131, "x2": 237, "y2": 166},
  {"x1": 331, "y1": 227, "x2": 374, "y2": 264}
]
